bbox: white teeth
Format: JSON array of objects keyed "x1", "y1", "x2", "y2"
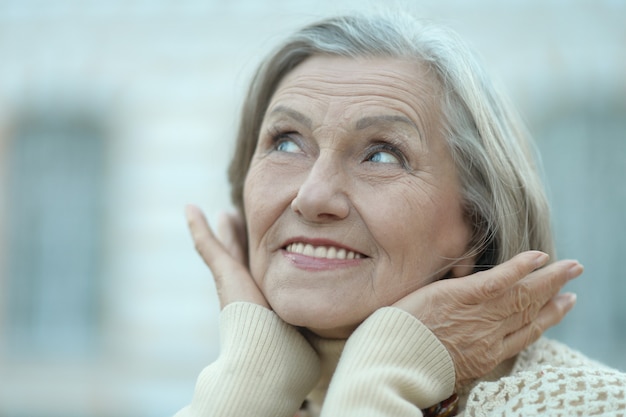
[{"x1": 286, "y1": 243, "x2": 363, "y2": 260}]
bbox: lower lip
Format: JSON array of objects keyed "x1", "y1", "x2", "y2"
[{"x1": 282, "y1": 250, "x2": 365, "y2": 271}]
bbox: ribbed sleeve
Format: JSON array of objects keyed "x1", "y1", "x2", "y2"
[
  {"x1": 320, "y1": 307, "x2": 455, "y2": 417},
  {"x1": 175, "y1": 302, "x2": 320, "y2": 417}
]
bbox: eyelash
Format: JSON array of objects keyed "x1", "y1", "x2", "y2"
[
  {"x1": 268, "y1": 128, "x2": 296, "y2": 149},
  {"x1": 267, "y1": 128, "x2": 411, "y2": 169},
  {"x1": 366, "y1": 142, "x2": 410, "y2": 168}
]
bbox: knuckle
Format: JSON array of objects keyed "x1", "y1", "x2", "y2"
[
  {"x1": 513, "y1": 282, "x2": 532, "y2": 311},
  {"x1": 520, "y1": 309, "x2": 532, "y2": 327},
  {"x1": 479, "y1": 259, "x2": 529, "y2": 299},
  {"x1": 479, "y1": 276, "x2": 504, "y2": 298},
  {"x1": 478, "y1": 340, "x2": 501, "y2": 371},
  {"x1": 510, "y1": 261, "x2": 531, "y2": 281},
  {"x1": 543, "y1": 267, "x2": 566, "y2": 294},
  {"x1": 477, "y1": 337, "x2": 492, "y2": 353},
  {"x1": 527, "y1": 321, "x2": 544, "y2": 343},
  {"x1": 520, "y1": 298, "x2": 542, "y2": 327}
]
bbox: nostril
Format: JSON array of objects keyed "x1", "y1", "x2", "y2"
[
  {"x1": 290, "y1": 195, "x2": 302, "y2": 215},
  {"x1": 291, "y1": 175, "x2": 351, "y2": 221}
]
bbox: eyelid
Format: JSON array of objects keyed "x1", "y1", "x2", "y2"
[
  {"x1": 367, "y1": 141, "x2": 410, "y2": 168},
  {"x1": 269, "y1": 128, "x2": 304, "y2": 153}
]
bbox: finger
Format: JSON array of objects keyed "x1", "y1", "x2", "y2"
[
  {"x1": 186, "y1": 204, "x2": 270, "y2": 309},
  {"x1": 230, "y1": 210, "x2": 248, "y2": 255},
  {"x1": 502, "y1": 292, "x2": 577, "y2": 359},
  {"x1": 498, "y1": 259, "x2": 583, "y2": 323},
  {"x1": 513, "y1": 259, "x2": 582, "y2": 308},
  {"x1": 462, "y1": 251, "x2": 550, "y2": 302},
  {"x1": 186, "y1": 204, "x2": 232, "y2": 275},
  {"x1": 216, "y1": 211, "x2": 246, "y2": 265}
]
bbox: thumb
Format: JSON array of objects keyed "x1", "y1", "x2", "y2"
[{"x1": 185, "y1": 204, "x2": 269, "y2": 309}]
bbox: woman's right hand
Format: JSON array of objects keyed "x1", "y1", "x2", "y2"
[
  {"x1": 394, "y1": 251, "x2": 582, "y2": 387},
  {"x1": 185, "y1": 204, "x2": 269, "y2": 310}
]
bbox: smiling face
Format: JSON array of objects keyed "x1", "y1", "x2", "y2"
[{"x1": 243, "y1": 55, "x2": 475, "y2": 338}]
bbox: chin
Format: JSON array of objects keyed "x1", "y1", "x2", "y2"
[{"x1": 268, "y1": 293, "x2": 363, "y2": 339}]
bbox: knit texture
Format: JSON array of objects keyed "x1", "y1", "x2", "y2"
[{"x1": 461, "y1": 338, "x2": 626, "y2": 417}]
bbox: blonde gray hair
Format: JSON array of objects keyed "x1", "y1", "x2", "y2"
[{"x1": 228, "y1": 11, "x2": 554, "y2": 270}]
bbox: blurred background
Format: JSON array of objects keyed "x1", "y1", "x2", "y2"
[{"x1": 0, "y1": 0, "x2": 624, "y2": 416}]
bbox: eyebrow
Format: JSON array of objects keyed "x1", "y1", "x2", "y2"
[
  {"x1": 355, "y1": 114, "x2": 420, "y2": 133},
  {"x1": 268, "y1": 105, "x2": 313, "y2": 129}
]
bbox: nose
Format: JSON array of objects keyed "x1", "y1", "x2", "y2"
[{"x1": 291, "y1": 154, "x2": 350, "y2": 222}]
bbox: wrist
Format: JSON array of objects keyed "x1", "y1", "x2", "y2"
[{"x1": 328, "y1": 307, "x2": 455, "y2": 409}]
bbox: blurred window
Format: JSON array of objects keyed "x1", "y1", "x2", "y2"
[{"x1": 5, "y1": 110, "x2": 105, "y2": 357}]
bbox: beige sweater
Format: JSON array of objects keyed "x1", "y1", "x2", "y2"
[{"x1": 175, "y1": 302, "x2": 626, "y2": 417}]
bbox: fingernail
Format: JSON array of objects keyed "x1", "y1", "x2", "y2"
[
  {"x1": 185, "y1": 204, "x2": 198, "y2": 216},
  {"x1": 562, "y1": 292, "x2": 577, "y2": 308},
  {"x1": 567, "y1": 262, "x2": 584, "y2": 279},
  {"x1": 555, "y1": 292, "x2": 577, "y2": 313},
  {"x1": 533, "y1": 251, "x2": 550, "y2": 267}
]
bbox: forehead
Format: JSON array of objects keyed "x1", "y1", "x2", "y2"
[{"x1": 267, "y1": 55, "x2": 442, "y2": 130}]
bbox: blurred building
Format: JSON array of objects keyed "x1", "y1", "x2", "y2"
[{"x1": 0, "y1": 1, "x2": 624, "y2": 416}]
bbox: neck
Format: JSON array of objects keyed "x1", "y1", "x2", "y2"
[
  {"x1": 302, "y1": 330, "x2": 518, "y2": 415},
  {"x1": 303, "y1": 331, "x2": 347, "y2": 415}
]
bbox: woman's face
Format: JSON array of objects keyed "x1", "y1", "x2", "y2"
[{"x1": 244, "y1": 55, "x2": 475, "y2": 338}]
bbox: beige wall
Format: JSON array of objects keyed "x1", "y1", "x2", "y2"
[{"x1": 0, "y1": 1, "x2": 624, "y2": 416}]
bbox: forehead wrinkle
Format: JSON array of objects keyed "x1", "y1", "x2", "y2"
[
  {"x1": 270, "y1": 59, "x2": 442, "y2": 147},
  {"x1": 280, "y1": 61, "x2": 423, "y2": 92}
]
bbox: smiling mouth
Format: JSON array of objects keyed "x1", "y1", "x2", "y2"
[{"x1": 285, "y1": 243, "x2": 365, "y2": 260}]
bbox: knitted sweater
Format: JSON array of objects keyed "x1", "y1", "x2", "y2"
[{"x1": 175, "y1": 302, "x2": 626, "y2": 417}]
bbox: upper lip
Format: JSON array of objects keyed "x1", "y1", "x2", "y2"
[{"x1": 281, "y1": 236, "x2": 368, "y2": 257}]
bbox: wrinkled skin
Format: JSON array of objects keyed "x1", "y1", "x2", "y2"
[
  {"x1": 242, "y1": 57, "x2": 479, "y2": 339},
  {"x1": 186, "y1": 55, "x2": 581, "y2": 387},
  {"x1": 185, "y1": 205, "x2": 581, "y2": 386},
  {"x1": 393, "y1": 253, "x2": 580, "y2": 387}
]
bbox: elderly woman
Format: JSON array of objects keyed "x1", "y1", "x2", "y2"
[{"x1": 176, "y1": 11, "x2": 625, "y2": 417}]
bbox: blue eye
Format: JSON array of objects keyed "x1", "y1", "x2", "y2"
[
  {"x1": 275, "y1": 137, "x2": 302, "y2": 153},
  {"x1": 366, "y1": 143, "x2": 406, "y2": 165},
  {"x1": 368, "y1": 150, "x2": 401, "y2": 164}
]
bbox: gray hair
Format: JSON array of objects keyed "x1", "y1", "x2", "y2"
[{"x1": 228, "y1": 11, "x2": 554, "y2": 269}]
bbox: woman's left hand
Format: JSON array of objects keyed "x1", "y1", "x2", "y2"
[{"x1": 393, "y1": 251, "x2": 581, "y2": 387}]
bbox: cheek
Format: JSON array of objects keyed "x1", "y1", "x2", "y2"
[
  {"x1": 364, "y1": 185, "x2": 470, "y2": 288},
  {"x1": 244, "y1": 157, "x2": 302, "y2": 206},
  {"x1": 243, "y1": 163, "x2": 297, "y2": 272},
  {"x1": 243, "y1": 168, "x2": 270, "y2": 263},
  {"x1": 245, "y1": 162, "x2": 280, "y2": 217}
]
